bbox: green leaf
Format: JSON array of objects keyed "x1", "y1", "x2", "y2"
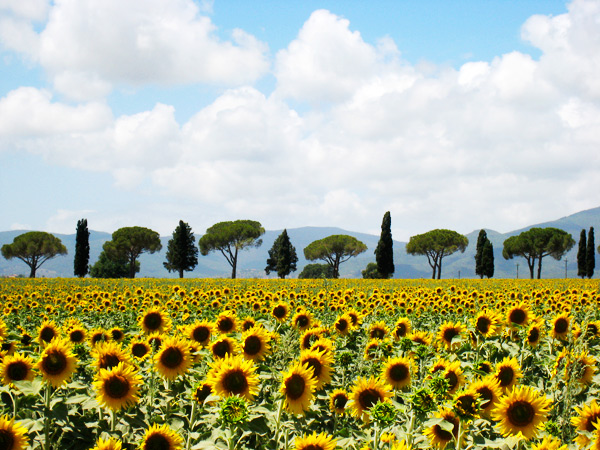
[{"x1": 13, "y1": 378, "x2": 44, "y2": 396}]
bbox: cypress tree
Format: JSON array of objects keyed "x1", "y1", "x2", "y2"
[
  {"x1": 475, "y1": 229, "x2": 488, "y2": 279},
  {"x1": 164, "y1": 220, "x2": 198, "y2": 278},
  {"x1": 265, "y1": 229, "x2": 298, "y2": 279},
  {"x1": 587, "y1": 226, "x2": 595, "y2": 278},
  {"x1": 482, "y1": 240, "x2": 494, "y2": 278},
  {"x1": 74, "y1": 218, "x2": 90, "y2": 277},
  {"x1": 577, "y1": 229, "x2": 587, "y2": 278},
  {"x1": 375, "y1": 211, "x2": 394, "y2": 278}
]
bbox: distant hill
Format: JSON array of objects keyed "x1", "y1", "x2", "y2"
[{"x1": 1, "y1": 206, "x2": 599, "y2": 279}]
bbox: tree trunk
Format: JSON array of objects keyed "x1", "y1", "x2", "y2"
[
  {"x1": 437, "y1": 259, "x2": 442, "y2": 279},
  {"x1": 527, "y1": 259, "x2": 535, "y2": 279},
  {"x1": 537, "y1": 256, "x2": 543, "y2": 279},
  {"x1": 179, "y1": 268, "x2": 184, "y2": 278},
  {"x1": 29, "y1": 265, "x2": 36, "y2": 278},
  {"x1": 129, "y1": 256, "x2": 136, "y2": 278},
  {"x1": 231, "y1": 248, "x2": 238, "y2": 279}
]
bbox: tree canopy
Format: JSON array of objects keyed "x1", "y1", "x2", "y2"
[
  {"x1": 265, "y1": 229, "x2": 298, "y2": 279},
  {"x1": 1, "y1": 231, "x2": 67, "y2": 278},
  {"x1": 298, "y1": 263, "x2": 335, "y2": 279},
  {"x1": 475, "y1": 230, "x2": 494, "y2": 278},
  {"x1": 103, "y1": 226, "x2": 162, "y2": 278},
  {"x1": 164, "y1": 220, "x2": 198, "y2": 278},
  {"x1": 405, "y1": 229, "x2": 468, "y2": 279},
  {"x1": 375, "y1": 211, "x2": 394, "y2": 278},
  {"x1": 303, "y1": 234, "x2": 367, "y2": 278},
  {"x1": 90, "y1": 241, "x2": 138, "y2": 278},
  {"x1": 74, "y1": 218, "x2": 90, "y2": 278},
  {"x1": 198, "y1": 220, "x2": 265, "y2": 279},
  {"x1": 502, "y1": 227, "x2": 575, "y2": 279},
  {"x1": 578, "y1": 229, "x2": 587, "y2": 279}
]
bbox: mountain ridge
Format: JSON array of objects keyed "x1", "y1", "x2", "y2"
[{"x1": 1, "y1": 206, "x2": 599, "y2": 279}]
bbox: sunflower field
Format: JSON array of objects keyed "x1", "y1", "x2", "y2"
[{"x1": 1, "y1": 277, "x2": 600, "y2": 450}]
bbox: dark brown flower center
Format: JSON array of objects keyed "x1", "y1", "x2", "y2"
[
  {"x1": 303, "y1": 357, "x2": 322, "y2": 378},
  {"x1": 445, "y1": 371, "x2": 459, "y2": 390},
  {"x1": 217, "y1": 317, "x2": 234, "y2": 333},
  {"x1": 212, "y1": 340, "x2": 232, "y2": 358},
  {"x1": 476, "y1": 317, "x2": 491, "y2": 334},
  {"x1": 105, "y1": 374, "x2": 130, "y2": 399},
  {"x1": 0, "y1": 429, "x2": 15, "y2": 450},
  {"x1": 192, "y1": 326, "x2": 210, "y2": 343},
  {"x1": 336, "y1": 319, "x2": 349, "y2": 332},
  {"x1": 554, "y1": 318, "x2": 568, "y2": 334},
  {"x1": 144, "y1": 433, "x2": 170, "y2": 450},
  {"x1": 194, "y1": 384, "x2": 212, "y2": 403},
  {"x1": 42, "y1": 350, "x2": 67, "y2": 375},
  {"x1": 507, "y1": 400, "x2": 535, "y2": 427},
  {"x1": 395, "y1": 323, "x2": 407, "y2": 337},
  {"x1": 69, "y1": 330, "x2": 85, "y2": 343},
  {"x1": 295, "y1": 315, "x2": 309, "y2": 328},
  {"x1": 7, "y1": 361, "x2": 29, "y2": 382},
  {"x1": 333, "y1": 393, "x2": 348, "y2": 409},
  {"x1": 358, "y1": 388, "x2": 381, "y2": 410},
  {"x1": 132, "y1": 343, "x2": 149, "y2": 358},
  {"x1": 143, "y1": 312, "x2": 163, "y2": 331},
  {"x1": 443, "y1": 328, "x2": 459, "y2": 343},
  {"x1": 476, "y1": 387, "x2": 493, "y2": 409},
  {"x1": 222, "y1": 369, "x2": 248, "y2": 395},
  {"x1": 273, "y1": 306, "x2": 287, "y2": 319},
  {"x1": 509, "y1": 309, "x2": 526, "y2": 325},
  {"x1": 111, "y1": 329, "x2": 124, "y2": 341},
  {"x1": 497, "y1": 366, "x2": 514, "y2": 387},
  {"x1": 243, "y1": 336, "x2": 262, "y2": 356},
  {"x1": 389, "y1": 363, "x2": 409, "y2": 382},
  {"x1": 99, "y1": 353, "x2": 121, "y2": 370},
  {"x1": 528, "y1": 327, "x2": 540, "y2": 343},
  {"x1": 160, "y1": 347, "x2": 184, "y2": 369},
  {"x1": 370, "y1": 328, "x2": 386, "y2": 340},
  {"x1": 40, "y1": 326, "x2": 56, "y2": 343},
  {"x1": 285, "y1": 373, "x2": 306, "y2": 400}
]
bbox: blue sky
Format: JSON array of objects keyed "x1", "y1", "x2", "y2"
[{"x1": 1, "y1": 0, "x2": 599, "y2": 241}]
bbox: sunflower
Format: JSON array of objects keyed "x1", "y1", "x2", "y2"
[
  {"x1": 139, "y1": 423, "x2": 183, "y2": 450},
  {"x1": 423, "y1": 408, "x2": 460, "y2": 449},
  {"x1": 94, "y1": 362, "x2": 142, "y2": 411},
  {"x1": 215, "y1": 310, "x2": 237, "y2": 334},
  {"x1": 0, "y1": 353, "x2": 35, "y2": 387},
  {"x1": 0, "y1": 320, "x2": 6, "y2": 343},
  {"x1": 494, "y1": 357, "x2": 522, "y2": 392},
  {"x1": 37, "y1": 320, "x2": 59, "y2": 345},
  {"x1": 241, "y1": 326, "x2": 271, "y2": 361},
  {"x1": 207, "y1": 354, "x2": 259, "y2": 401},
  {"x1": 130, "y1": 338, "x2": 151, "y2": 360},
  {"x1": 550, "y1": 313, "x2": 570, "y2": 340},
  {"x1": 566, "y1": 351, "x2": 596, "y2": 386},
  {"x1": 469, "y1": 376, "x2": 502, "y2": 417},
  {"x1": 572, "y1": 399, "x2": 600, "y2": 447},
  {"x1": 108, "y1": 327, "x2": 125, "y2": 342},
  {"x1": 0, "y1": 415, "x2": 29, "y2": 450},
  {"x1": 381, "y1": 356, "x2": 413, "y2": 390},
  {"x1": 393, "y1": 317, "x2": 411, "y2": 339},
  {"x1": 280, "y1": 362, "x2": 317, "y2": 415},
  {"x1": 271, "y1": 302, "x2": 289, "y2": 322},
  {"x1": 506, "y1": 303, "x2": 530, "y2": 328},
  {"x1": 348, "y1": 376, "x2": 392, "y2": 422},
  {"x1": 293, "y1": 431, "x2": 336, "y2": 450},
  {"x1": 368, "y1": 321, "x2": 389, "y2": 340},
  {"x1": 89, "y1": 328, "x2": 108, "y2": 346},
  {"x1": 438, "y1": 321, "x2": 466, "y2": 351},
  {"x1": 453, "y1": 389, "x2": 480, "y2": 420},
  {"x1": 66, "y1": 325, "x2": 87, "y2": 345},
  {"x1": 36, "y1": 338, "x2": 77, "y2": 388},
  {"x1": 210, "y1": 336, "x2": 238, "y2": 359},
  {"x1": 492, "y1": 385, "x2": 551, "y2": 440},
  {"x1": 138, "y1": 307, "x2": 172, "y2": 334},
  {"x1": 292, "y1": 310, "x2": 312, "y2": 331},
  {"x1": 192, "y1": 381, "x2": 214, "y2": 405},
  {"x1": 473, "y1": 310, "x2": 499, "y2": 338},
  {"x1": 186, "y1": 321, "x2": 214, "y2": 347},
  {"x1": 92, "y1": 341, "x2": 131, "y2": 371},
  {"x1": 300, "y1": 327, "x2": 326, "y2": 351},
  {"x1": 90, "y1": 437, "x2": 122, "y2": 450},
  {"x1": 443, "y1": 360, "x2": 465, "y2": 395},
  {"x1": 299, "y1": 348, "x2": 333, "y2": 390},
  {"x1": 329, "y1": 389, "x2": 349, "y2": 415},
  {"x1": 333, "y1": 314, "x2": 352, "y2": 335},
  {"x1": 154, "y1": 336, "x2": 192, "y2": 380},
  {"x1": 530, "y1": 436, "x2": 568, "y2": 450},
  {"x1": 409, "y1": 330, "x2": 432, "y2": 346},
  {"x1": 310, "y1": 337, "x2": 334, "y2": 355}
]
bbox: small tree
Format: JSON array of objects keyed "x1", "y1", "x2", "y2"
[
  {"x1": 1, "y1": 231, "x2": 67, "y2": 278},
  {"x1": 481, "y1": 240, "x2": 495, "y2": 278},
  {"x1": 74, "y1": 219, "x2": 90, "y2": 278},
  {"x1": 405, "y1": 229, "x2": 468, "y2": 279},
  {"x1": 105, "y1": 226, "x2": 162, "y2": 278},
  {"x1": 303, "y1": 235, "x2": 367, "y2": 279},
  {"x1": 362, "y1": 262, "x2": 382, "y2": 279},
  {"x1": 577, "y1": 229, "x2": 587, "y2": 279},
  {"x1": 587, "y1": 227, "x2": 595, "y2": 278},
  {"x1": 90, "y1": 242, "x2": 137, "y2": 278},
  {"x1": 375, "y1": 211, "x2": 394, "y2": 278},
  {"x1": 298, "y1": 263, "x2": 335, "y2": 279},
  {"x1": 164, "y1": 220, "x2": 198, "y2": 278},
  {"x1": 265, "y1": 229, "x2": 298, "y2": 279},
  {"x1": 474, "y1": 229, "x2": 488, "y2": 279},
  {"x1": 199, "y1": 220, "x2": 265, "y2": 279}
]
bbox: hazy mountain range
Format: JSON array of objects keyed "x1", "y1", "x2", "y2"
[{"x1": 1, "y1": 207, "x2": 599, "y2": 279}]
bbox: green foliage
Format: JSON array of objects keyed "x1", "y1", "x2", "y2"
[
  {"x1": 502, "y1": 227, "x2": 575, "y2": 279},
  {"x1": 375, "y1": 211, "x2": 394, "y2": 278},
  {"x1": 89, "y1": 242, "x2": 138, "y2": 278},
  {"x1": 577, "y1": 229, "x2": 587, "y2": 278},
  {"x1": 1, "y1": 231, "x2": 67, "y2": 278},
  {"x1": 198, "y1": 220, "x2": 265, "y2": 279},
  {"x1": 405, "y1": 229, "x2": 468, "y2": 279},
  {"x1": 103, "y1": 226, "x2": 162, "y2": 278},
  {"x1": 74, "y1": 218, "x2": 90, "y2": 278},
  {"x1": 298, "y1": 263, "x2": 335, "y2": 279},
  {"x1": 474, "y1": 229, "x2": 487, "y2": 279},
  {"x1": 303, "y1": 234, "x2": 367, "y2": 278},
  {"x1": 481, "y1": 240, "x2": 494, "y2": 278},
  {"x1": 362, "y1": 262, "x2": 383, "y2": 279},
  {"x1": 265, "y1": 229, "x2": 298, "y2": 279},
  {"x1": 164, "y1": 220, "x2": 198, "y2": 278},
  {"x1": 587, "y1": 227, "x2": 595, "y2": 278}
]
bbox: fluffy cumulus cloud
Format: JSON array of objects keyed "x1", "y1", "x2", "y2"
[
  {"x1": 0, "y1": 0, "x2": 269, "y2": 100},
  {"x1": 1, "y1": 1, "x2": 600, "y2": 239}
]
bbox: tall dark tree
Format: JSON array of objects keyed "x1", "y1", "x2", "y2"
[
  {"x1": 265, "y1": 229, "x2": 298, "y2": 279},
  {"x1": 577, "y1": 229, "x2": 587, "y2": 278},
  {"x1": 587, "y1": 226, "x2": 595, "y2": 278},
  {"x1": 481, "y1": 240, "x2": 495, "y2": 278},
  {"x1": 74, "y1": 218, "x2": 90, "y2": 277},
  {"x1": 474, "y1": 229, "x2": 488, "y2": 279},
  {"x1": 375, "y1": 211, "x2": 394, "y2": 278},
  {"x1": 164, "y1": 220, "x2": 199, "y2": 278}
]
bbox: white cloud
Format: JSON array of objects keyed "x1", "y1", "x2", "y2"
[{"x1": 0, "y1": 0, "x2": 50, "y2": 22}]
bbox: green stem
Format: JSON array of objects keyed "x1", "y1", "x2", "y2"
[
  {"x1": 186, "y1": 401, "x2": 197, "y2": 450},
  {"x1": 43, "y1": 382, "x2": 52, "y2": 450},
  {"x1": 455, "y1": 419, "x2": 463, "y2": 450},
  {"x1": 110, "y1": 409, "x2": 117, "y2": 433},
  {"x1": 372, "y1": 423, "x2": 380, "y2": 450},
  {"x1": 406, "y1": 411, "x2": 415, "y2": 448},
  {"x1": 273, "y1": 398, "x2": 285, "y2": 449}
]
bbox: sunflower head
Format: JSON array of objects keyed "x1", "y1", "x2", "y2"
[
  {"x1": 492, "y1": 385, "x2": 551, "y2": 440},
  {"x1": 130, "y1": 339, "x2": 151, "y2": 360},
  {"x1": 280, "y1": 362, "x2": 317, "y2": 416},
  {"x1": 393, "y1": 318, "x2": 411, "y2": 339},
  {"x1": 271, "y1": 302, "x2": 289, "y2": 322},
  {"x1": 139, "y1": 423, "x2": 183, "y2": 450},
  {"x1": 494, "y1": 357, "x2": 522, "y2": 392},
  {"x1": 36, "y1": 338, "x2": 77, "y2": 388},
  {"x1": 368, "y1": 321, "x2": 389, "y2": 340},
  {"x1": 91, "y1": 437, "x2": 122, "y2": 450},
  {"x1": 215, "y1": 310, "x2": 237, "y2": 334},
  {"x1": 210, "y1": 336, "x2": 238, "y2": 360},
  {"x1": 329, "y1": 389, "x2": 349, "y2": 415},
  {"x1": 94, "y1": 361, "x2": 142, "y2": 411},
  {"x1": 293, "y1": 431, "x2": 337, "y2": 450},
  {"x1": 0, "y1": 415, "x2": 29, "y2": 450},
  {"x1": 424, "y1": 408, "x2": 460, "y2": 449},
  {"x1": 438, "y1": 322, "x2": 466, "y2": 351},
  {"x1": 507, "y1": 304, "x2": 530, "y2": 328},
  {"x1": 382, "y1": 356, "x2": 413, "y2": 390},
  {"x1": 92, "y1": 341, "x2": 130, "y2": 371},
  {"x1": 154, "y1": 336, "x2": 192, "y2": 380},
  {"x1": 292, "y1": 310, "x2": 312, "y2": 331},
  {"x1": 207, "y1": 354, "x2": 259, "y2": 402},
  {"x1": 241, "y1": 326, "x2": 271, "y2": 361},
  {"x1": 551, "y1": 313, "x2": 570, "y2": 339},
  {"x1": 139, "y1": 307, "x2": 172, "y2": 335},
  {"x1": 348, "y1": 376, "x2": 392, "y2": 422},
  {"x1": 37, "y1": 320, "x2": 59, "y2": 345},
  {"x1": 0, "y1": 353, "x2": 35, "y2": 387},
  {"x1": 299, "y1": 348, "x2": 333, "y2": 390}
]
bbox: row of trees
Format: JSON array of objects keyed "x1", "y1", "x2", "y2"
[{"x1": 1, "y1": 215, "x2": 594, "y2": 279}]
